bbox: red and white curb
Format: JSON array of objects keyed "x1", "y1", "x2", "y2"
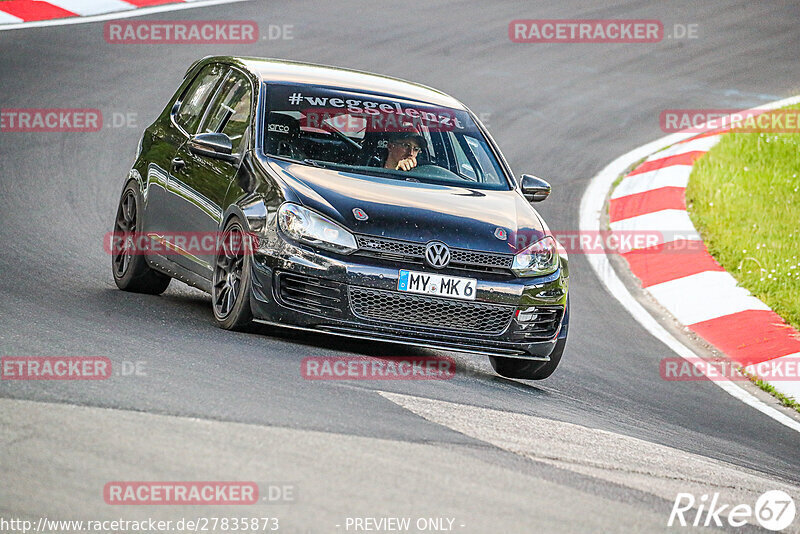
[
  {"x1": 580, "y1": 95, "x2": 800, "y2": 434},
  {"x1": 0, "y1": 0, "x2": 250, "y2": 29},
  {"x1": 609, "y1": 127, "x2": 800, "y2": 402}
]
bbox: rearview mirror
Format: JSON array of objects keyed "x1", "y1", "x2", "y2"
[
  {"x1": 189, "y1": 132, "x2": 236, "y2": 162},
  {"x1": 520, "y1": 174, "x2": 551, "y2": 202}
]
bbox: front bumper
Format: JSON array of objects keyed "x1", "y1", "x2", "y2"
[{"x1": 249, "y1": 241, "x2": 569, "y2": 360}]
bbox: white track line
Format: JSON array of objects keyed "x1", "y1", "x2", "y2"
[
  {"x1": 379, "y1": 390, "x2": 800, "y2": 521},
  {"x1": 0, "y1": 0, "x2": 253, "y2": 31},
  {"x1": 745, "y1": 355, "x2": 800, "y2": 401},
  {"x1": 579, "y1": 94, "x2": 800, "y2": 434}
]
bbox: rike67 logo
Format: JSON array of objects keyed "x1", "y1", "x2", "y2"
[{"x1": 668, "y1": 490, "x2": 796, "y2": 531}]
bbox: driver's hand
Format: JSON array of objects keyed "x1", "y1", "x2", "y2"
[{"x1": 395, "y1": 155, "x2": 417, "y2": 171}]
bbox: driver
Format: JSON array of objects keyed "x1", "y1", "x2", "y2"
[{"x1": 384, "y1": 128, "x2": 427, "y2": 171}]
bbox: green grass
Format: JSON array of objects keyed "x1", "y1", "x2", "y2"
[{"x1": 686, "y1": 104, "x2": 800, "y2": 333}]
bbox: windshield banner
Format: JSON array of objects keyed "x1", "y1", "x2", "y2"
[{"x1": 270, "y1": 85, "x2": 471, "y2": 133}]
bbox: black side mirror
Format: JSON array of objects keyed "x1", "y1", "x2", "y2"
[
  {"x1": 520, "y1": 174, "x2": 551, "y2": 202},
  {"x1": 189, "y1": 132, "x2": 236, "y2": 162}
]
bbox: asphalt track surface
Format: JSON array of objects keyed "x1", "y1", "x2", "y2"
[{"x1": 1, "y1": 1, "x2": 800, "y2": 532}]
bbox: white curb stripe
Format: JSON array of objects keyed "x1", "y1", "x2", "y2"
[
  {"x1": 0, "y1": 10, "x2": 24, "y2": 24},
  {"x1": 0, "y1": 0, "x2": 252, "y2": 31},
  {"x1": 610, "y1": 165, "x2": 692, "y2": 200},
  {"x1": 44, "y1": 0, "x2": 136, "y2": 16},
  {"x1": 580, "y1": 94, "x2": 800, "y2": 434},
  {"x1": 608, "y1": 209, "x2": 701, "y2": 246},
  {"x1": 647, "y1": 271, "x2": 771, "y2": 325},
  {"x1": 644, "y1": 135, "x2": 721, "y2": 162}
]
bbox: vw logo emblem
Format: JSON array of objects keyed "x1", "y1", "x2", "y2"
[
  {"x1": 352, "y1": 208, "x2": 369, "y2": 221},
  {"x1": 425, "y1": 241, "x2": 451, "y2": 269}
]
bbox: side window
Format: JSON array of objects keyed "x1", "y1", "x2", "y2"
[
  {"x1": 175, "y1": 64, "x2": 225, "y2": 134},
  {"x1": 201, "y1": 70, "x2": 252, "y2": 153}
]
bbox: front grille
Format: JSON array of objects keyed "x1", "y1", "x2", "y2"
[
  {"x1": 277, "y1": 273, "x2": 344, "y2": 316},
  {"x1": 450, "y1": 249, "x2": 511, "y2": 268},
  {"x1": 349, "y1": 286, "x2": 514, "y2": 334},
  {"x1": 354, "y1": 234, "x2": 514, "y2": 274},
  {"x1": 517, "y1": 306, "x2": 564, "y2": 340},
  {"x1": 356, "y1": 235, "x2": 424, "y2": 260}
]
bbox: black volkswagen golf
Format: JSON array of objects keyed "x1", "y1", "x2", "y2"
[{"x1": 111, "y1": 56, "x2": 570, "y2": 379}]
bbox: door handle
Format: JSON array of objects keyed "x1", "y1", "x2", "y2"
[{"x1": 172, "y1": 157, "x2": 185, "y2": 170}]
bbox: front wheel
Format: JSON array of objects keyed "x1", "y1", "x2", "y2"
[
  {"x1": 212, "y1": 219, "x2": 253, "y2": 330},
  {"x1": 489, "y1": 335, "x2": 566, "y2": 380}
]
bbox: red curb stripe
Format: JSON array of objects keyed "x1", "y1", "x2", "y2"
[
  {"x1": 0, "y1": 1, "x2": 77, "y2": 21},
  {"x1": 608, "y1": 186, "x2": 686, "y2": 222},
  {"x1": 123, "y1": 0, "x2": 185, "y2": 6},
  {"x1": 621, "y1": 240, "x2": 725, "y2": 288},
  {"x1": 627, "y1": 151, "x2": 707, "y2": 177},
  {"x1": 690, "y1": 310, "x2": 800, "y2": 366}
]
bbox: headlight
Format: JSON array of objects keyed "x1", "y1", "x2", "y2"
[
  {"x1": 278, "y1": 202, "x2": 358, "y2": 254},
  {"x1": 512, "y1": 235, "x2": 559, "y2": 277}
]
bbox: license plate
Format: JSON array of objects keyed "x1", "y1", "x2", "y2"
[{"x1": 397, "y1": 270, "x2": 477, "y2": 301}]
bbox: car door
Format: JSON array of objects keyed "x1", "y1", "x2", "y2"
[
  {"x1": 167, "y1": 67, "x2": 254, "y2": 277},
  {"x1": 144, "y1": 62, "x2": 226, "y2": 246}
]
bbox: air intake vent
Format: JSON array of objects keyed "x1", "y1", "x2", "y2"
[
  {"x1": 277, "y1": 273, "x2": 344, "y2": 316},
  {"x1": 516, "y1": 306, "x2": 564, "y2": 339}
]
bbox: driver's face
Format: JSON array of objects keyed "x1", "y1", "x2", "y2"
[{"x1": 389, "y1": 139, "x2": 422, "y2": 157}]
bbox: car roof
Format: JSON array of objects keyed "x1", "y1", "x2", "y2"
[{"x1": 200, "y1": 56, "x2": 467, "y2": 110}]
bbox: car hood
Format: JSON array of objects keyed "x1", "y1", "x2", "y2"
[{"x1": 266, "y1": 159, "x2": 546, "y2": 254}]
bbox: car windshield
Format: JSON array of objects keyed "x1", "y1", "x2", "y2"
[{"x1": 263, "y1": 84, "x2": 511, "y2": 190}]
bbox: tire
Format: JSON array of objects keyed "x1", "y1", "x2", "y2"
[
  {"x1": 111, "y1": 182, "x2": 171, "y2": 295},
  {"x1": 489, "y1": 335, "x2": 566, "y2": 380},
  {"x1": 489, "y1": 299, "x2": 569, "y2": 380},
  {"x1": 211, "y1": 218, "x2": 253, "y2": 330}
]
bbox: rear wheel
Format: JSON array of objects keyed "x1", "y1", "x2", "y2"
[
  {"x1": 111, "y1": 183, "x2": 171, "y2": 294},
  {"x1": 212, "y1": 219, "x2": 253, "y2": 330}
]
